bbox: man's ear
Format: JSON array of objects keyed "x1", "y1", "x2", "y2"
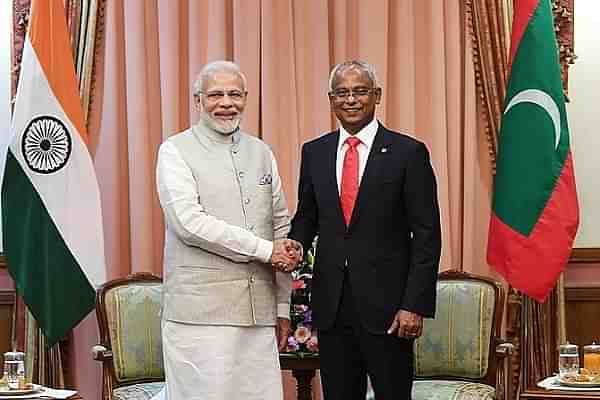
[
  {"x1": 193, "y1": 94, "x2": 202, "y2": 110},
  {"x1": 375, "y1": 87, "x2": 382, "y2": 105}
]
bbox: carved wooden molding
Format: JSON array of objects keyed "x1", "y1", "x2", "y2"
[
  {"x1": 552, "y1": 0, "x2": 576, "y2": 97},
  {"x1": 0, "y1": 290, "x2": 16, "y2": 305},
  {"x1": 505, "y1": 287, "x2": 522, "y2": 400},
  {"x1": 11, "y1": 0, "x2": 31, "y2": 106},
  {"x1": 570, "y1": 248, "x2": 600, "y2": 263},
  {"x1": 0, "y1": 255, "x2": 6, "y2": 269},
  {"x1": 565, "y1": 287, "x2": 600, "y2": 302}
]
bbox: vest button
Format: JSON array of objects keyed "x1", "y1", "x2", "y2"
[
  {"x1": 249, "y1": 275, "x2": 256, "y2": 283},
  {"x1": 244, "y1": 198, "x2": 250, "y2": 204},
  {"x1": 238, "y1": 171, "x2": 245, "y2": 178}
]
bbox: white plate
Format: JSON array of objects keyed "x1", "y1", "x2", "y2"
[
  {"x1": 0, "y1": 384, "x2": 43, "y2": 396},
  {"x1": 558, "y1": 378, "x2": 600, "y2": 388}
]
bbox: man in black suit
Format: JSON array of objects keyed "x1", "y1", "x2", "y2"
[{"x1": 289, "y1": 60, "x2": 441, "y2": 400}]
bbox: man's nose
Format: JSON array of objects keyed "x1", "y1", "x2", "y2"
[
  {"x1": 220, "y1": 95, "x2": 234, "y2": 107},
  {"x1": 345, "y1": 94, "x2": 358, "y2": 104}
]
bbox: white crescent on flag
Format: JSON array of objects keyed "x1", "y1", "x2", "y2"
[{"x1": 504, "y1": 88, "x2": 561, "y2": 150}]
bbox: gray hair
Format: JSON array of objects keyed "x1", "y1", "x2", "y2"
[
  {"x1": 328, "y1": 60, "x2": 378, "y2": 91},
  {"x1": 192, "y1": 61, "x2": 248, "y2": 96}
]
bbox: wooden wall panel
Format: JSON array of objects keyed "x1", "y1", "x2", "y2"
[
  {"x1": 0, "y1": 290, "x2": 16, "y2": 362},
  {"x1": 565, "y1": 287, "x2": 600, "y2": 347}
]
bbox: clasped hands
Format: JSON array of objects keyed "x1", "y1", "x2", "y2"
[{"x1": 270, "y1": 238, "x2": 303, "y2": 273}]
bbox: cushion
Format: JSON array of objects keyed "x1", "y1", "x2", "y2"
[
  {"x1": 105, "y1": 282, "x2": 164, "y2": 382},
  {"x1": 413, "y1": 380, "x2": 495, "y2": 400},
  {"x1": 415, "y1": 280, "x2": 496, "y2": 379},
  {"x1": 113, "y1": 382, "x2": 165, "y2": 400}
]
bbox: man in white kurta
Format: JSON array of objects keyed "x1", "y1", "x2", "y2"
[{"x1": 156, "y1": 61, "x2": 301, "y2": 400}]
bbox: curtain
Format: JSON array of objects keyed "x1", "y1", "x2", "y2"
[{"x1": 465, "y1": 0, "x2": 509, "y2": 172}]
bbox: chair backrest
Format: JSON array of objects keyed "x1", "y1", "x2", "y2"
[
  {"x1": 96, "y1": 273, "x2": 164, "y2": 386},
  {"x1": 414, "y1": 270, "x2": 504, "y2": 385}
]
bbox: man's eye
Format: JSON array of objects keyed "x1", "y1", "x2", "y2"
[
  {"x1": 228, "y1": 92, "x2": 244, "y2": 100},
  {"x1": 207, "y1": 93, "x2": 224, "y2": 100}
]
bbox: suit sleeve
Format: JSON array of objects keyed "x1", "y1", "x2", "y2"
[
  {"x1": 400, "y1": 142, "x2": 441, "y2": 318},
  {"x1": 269, "y1": 151, "x2": 293, "y2": 319},
  {"x1": 289, "y1": 143, "x2": 319, "y2": 253}
]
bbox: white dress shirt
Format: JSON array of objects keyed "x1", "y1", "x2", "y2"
[{"x1": 336, "y1": 118, "x2": 379, "y2": 192}]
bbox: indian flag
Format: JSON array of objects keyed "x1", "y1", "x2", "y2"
[
  {"x1": 487, "y1": 0, "x2": 579, "y2": 302},
  {"x1": 1, "y1": 0, "x2": 106, "y2": 346}
]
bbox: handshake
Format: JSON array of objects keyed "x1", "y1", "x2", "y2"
[{"x1": 269, "y1": 238, "x2": 303, "y2": 273}]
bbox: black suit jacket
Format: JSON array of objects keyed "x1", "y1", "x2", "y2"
[{"x1": 289, "y1": 123, "x2": 442, "y2": 334}]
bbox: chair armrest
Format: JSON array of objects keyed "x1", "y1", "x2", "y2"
[
  {"x1": 496, "y1": 340, "x2": 515, "y2": 359},
  {"x1": 92, "y1": 344, "x2": 113, "y2": 362},
  {"x1": 494, "y1": 339, "x2": 514, "y2": 400}
]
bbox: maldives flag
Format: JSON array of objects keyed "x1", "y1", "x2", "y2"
[
  {"x1": 487, "y1": 0, "x2": 579, "y2": 302},
  {"x1": 1, "y1": 0, "x2": 106, "y2": 345}
]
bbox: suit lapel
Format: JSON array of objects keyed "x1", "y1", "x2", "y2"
[
  {"x1": 347, "y1": 125, "x2": 392, "y2": 231},
  {"x1": 322, "y1": 131, "x2": 346, "y2": 228}
]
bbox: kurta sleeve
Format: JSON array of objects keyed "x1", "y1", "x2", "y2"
[{"x1": 156, "y1": 141, "x2": 274, "y2": 263}]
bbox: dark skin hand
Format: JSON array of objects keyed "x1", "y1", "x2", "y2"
[
  {"x1": 387, "y1": 309, "x2": 423, "y2": 338},
  {"x1": 276, "y1": 317, "x2": 291, "y2": 351}
]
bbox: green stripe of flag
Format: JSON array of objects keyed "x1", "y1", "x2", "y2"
[{"x1": 2, "y1": 151, "x2": 95, "y2": 345}]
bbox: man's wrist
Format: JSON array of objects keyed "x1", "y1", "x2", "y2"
[
  {"x1": 256, "y1": 238, "x2": 273, "y2": 264},
  {"x1": 277, "y1": 303, "x2": 290, "y2": 319}
]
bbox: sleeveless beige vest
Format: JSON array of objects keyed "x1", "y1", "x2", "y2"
[{"x1": 162, "y1": 121, "x2": 278, "y2": 326}]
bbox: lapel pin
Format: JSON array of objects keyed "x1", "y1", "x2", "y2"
[{"x1": 381, "y1": 147, "x2": 388, "y2": 153}]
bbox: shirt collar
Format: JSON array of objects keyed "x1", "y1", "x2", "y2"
[{"x1": 338, "y1": 118, "x2": 379, "y2": 152}]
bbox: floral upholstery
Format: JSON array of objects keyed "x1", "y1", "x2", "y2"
[
  {"x1": 412, "y1": 380, "x2": 495, "y2": 400},
  {"x1": 414, "y1": 279, "x2": 496, "y2": 379},
  {"x1": 365, "y1": 379, "x2": 494, "y2": 400},
  {"x1": 104, "y1": 282, "x2": 164, "y2": 384},
  {"x1": 113, "y1": 382, "x2": 165, "y2": 400}
]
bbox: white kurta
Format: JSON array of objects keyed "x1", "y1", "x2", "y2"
[
  {"x1": 156, "y1": 127, "x2": 291, "y2": 400},
  {"x1": 162, "y1": 321, "x2": 283, "y2": 400}
]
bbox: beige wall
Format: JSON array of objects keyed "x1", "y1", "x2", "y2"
[
  {"x1": 565, "y1": 0, "x2": 600, "y2": 286},
  {"x1": 568, "y1": 0, "x2": 600, "y2": 249}
]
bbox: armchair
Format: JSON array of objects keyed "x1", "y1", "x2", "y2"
[
  {"x1": 93, "y1": 273, "x2": 165, "y2": 400},
  {"x1": 411, "y1": 270, "x2": 513, "y2": 400}
]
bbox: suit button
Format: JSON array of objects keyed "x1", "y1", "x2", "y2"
[{"x1": 249, "y1": 275, "x2": 255, "y2": 283}]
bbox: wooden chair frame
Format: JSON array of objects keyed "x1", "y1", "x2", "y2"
[
  {"x1": 414, "y1": 270, "x2": 513, "y2": 400},
  {"x1": 92, "y1": 272, "x2": 163, "y2": 400}
]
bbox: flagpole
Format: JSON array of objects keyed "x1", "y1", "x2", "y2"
[{"x1": 557, "y1": 274, "x2": 567, "y2": 344}]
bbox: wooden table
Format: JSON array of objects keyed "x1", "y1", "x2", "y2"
[
  {"x1": 279, "y1": 353, "x2": 319, "y2": 400},
  {"x1": 521, "y1": 387, "x2": 600, "y2": 400}
]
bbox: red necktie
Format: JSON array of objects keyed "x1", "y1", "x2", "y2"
[{"x1": 340, "y1": 137, "x2": 361, "y2": 226}]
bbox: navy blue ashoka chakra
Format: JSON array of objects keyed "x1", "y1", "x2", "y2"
[{"x1": 22, "y1": 116, "x2": 72, "y2": 174}]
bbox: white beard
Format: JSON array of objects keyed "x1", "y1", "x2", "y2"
[{"x1": 201, "y1": 112, "x2": 241, "y2": 135}]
